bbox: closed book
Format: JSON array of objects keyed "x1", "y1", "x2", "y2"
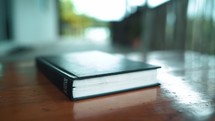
[{"x1": 36, "y1": 51, "x2": 161, "y2": 100}]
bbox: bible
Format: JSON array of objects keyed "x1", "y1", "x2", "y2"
[{"x1": 36, "y1": 51, "x2": 160, "y2": 100}]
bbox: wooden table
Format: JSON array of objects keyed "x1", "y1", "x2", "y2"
[{"x1": 0, "y1": 51, "x2": 215, "y2": 121}]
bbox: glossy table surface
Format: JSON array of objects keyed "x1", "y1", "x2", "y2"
[{"x1": 0, "y1": 51, "x2": 215, "y2": 121}]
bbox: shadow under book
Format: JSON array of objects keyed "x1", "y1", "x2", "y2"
[{"x1": 36, "y1": 51, "x2": 161, "y2": 100}]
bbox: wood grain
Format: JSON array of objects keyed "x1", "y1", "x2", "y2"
[{"x1": 0, "y1": 52, "x2": 214, "y2": 121}]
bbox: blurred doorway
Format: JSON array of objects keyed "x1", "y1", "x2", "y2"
[
  {"x1": 58, "y1": 0, "x2": 110, "y2": 44},
  {"x1": 0, "y1": 0, "x2": 12, "y2": 41}
]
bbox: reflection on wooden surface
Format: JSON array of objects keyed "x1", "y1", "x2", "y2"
[
  {"x1": 0, "y1": 51, "x2": 214, "y2": 121},
  {"x1": 73, "y1": 88, "x2": 157, "y2": 120}
]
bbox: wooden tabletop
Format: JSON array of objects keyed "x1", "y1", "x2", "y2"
[{"x1": 0, "y1": 51, "x2": 215, "y2": 121}]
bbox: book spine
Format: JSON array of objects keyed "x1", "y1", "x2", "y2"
[{"x1": 36, "y1": 57, "x2": 74, "y2": 100}]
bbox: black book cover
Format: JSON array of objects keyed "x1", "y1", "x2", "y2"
[{"x1": 36, "y1": 51, "x2": 160, "y2": 100}]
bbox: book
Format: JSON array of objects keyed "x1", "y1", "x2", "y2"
[{"x1": 36, "y1": 51, "x2": 161, "y2": 100}]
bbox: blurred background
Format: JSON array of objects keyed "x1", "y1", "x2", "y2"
[
  {"x1": 0, "y1": 1, "x2": 214, "y2": 118},
  {"x1": 0, "y1": 0, "x2": 215, "y2": 62}
]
